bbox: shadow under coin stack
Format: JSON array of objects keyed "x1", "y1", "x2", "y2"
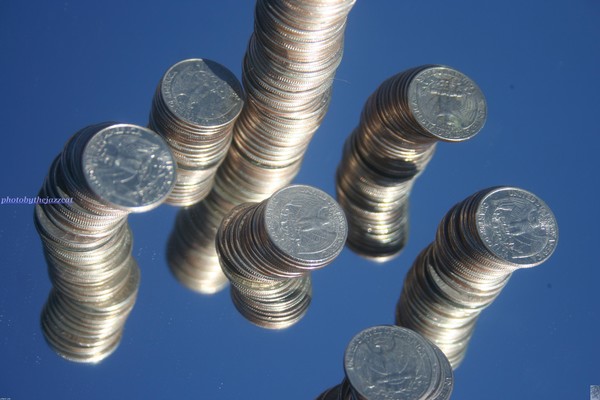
[
  {"x1": 216, "y1": 185, "x2": 347, "y2": 329},
  {"x1": 148, "y1": 58, "x2": 244, "y2": 207},
  {"x1": 336, "y1": 65, "x2": 487, "y2": 262},
  {"x1": 395, "y1": 186, "x2": 558, "y2": 368},
  {"x1": 167, "y1": 0, "x2": 355, "y2": 294},
  {"x1": 34, "y1": 123, "x2": 176, "y2": 363},
  {"x1": 316, "y1": 325, "x2": 453, "y2": 400}
]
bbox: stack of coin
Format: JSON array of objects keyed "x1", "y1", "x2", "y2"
[
  {"x1": 149, "y1": 58, "x2": 244, "y2": 206},
  {"x1": 167, "y1": 0, "x2": 355, "y2": 293},
  {"x1": 316, "y1": 325, "x2": 453, "y2": 400},
  {"x1": 35, "y1": 123, "x2": 176, "y2": 362},
  {"x1": 395, "y1": 186, "x2": 559, "y2": 368},
  {"x1": 336, "y1": 65, "x2": 487, "y2": 262},
  {"x1": 215, "y1": 185, "x2": 347, "y2": 329}
]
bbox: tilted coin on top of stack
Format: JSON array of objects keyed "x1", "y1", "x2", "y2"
[
  {"x1": 316, "y1": 325, "x2": 454, "y2": 400},
  {"x1": 149, "y1": 58, "x2": 244, "y2": 206},
  {"x1": 395, "y1": 186, "x2": 558, "y2": 368},
  {"x1": 216, "y1": 185, "x2": 347, "y2": 329},
  {"x1": 35, "y1": 123, "x2": 176, "y2": 363},
  {"x1": 336, "y1": 65, "x2": 487, "y2": 262},
  {"x1": 167, "y1": 0, "x2": 356, "y2": 294}
]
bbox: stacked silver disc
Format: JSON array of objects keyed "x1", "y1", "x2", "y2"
[
  {"x1": 316, "y1": 325, "x2": 454, "y2": 400},
  {"x1": 35, "y1": 123, "x2": 176, "y2": 363},
  {"x1": 149, "y1": 58, "x2": 244, "y2": 206},
  {"x1": 336, "y1": 65, "x2": 487, "y2": 262},
  {"x1": 167, "y1": 0, "x2": 355, "y2": 293},
  {"x1": 395, "y1": 186, "x2": 559, "y2": 368},
  {"x1": 216, "y1": 185, "x2": 347, "y2": 329}
]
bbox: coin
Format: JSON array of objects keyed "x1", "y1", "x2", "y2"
[
  {"x1": 263, "y1": 185, "x2": 347, "y2": 268},
  {"x1": 475, "y1": 187, "x2": 559, "y2": 268},
  {"x1": 408, "y1": 66, "x2": 487, "y2": 142},
  {"x1": 317, "y1": 325, "x2": 453, "y2": 399},
  {"x1": 82, "y1": 124, "x2": 176, "y2": 213}
]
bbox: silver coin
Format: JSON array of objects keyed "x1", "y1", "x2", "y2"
[
  {"x1": 264, "y1": 185, "x2": 347, "y2": 266},
  {"x1": 161, "y1": 58, "x2": 244, "y2": 128},
  {"x1": 82, "y1": 124, "x2": 176, "y2": 212},
  {"x1": 476, "y1": 186, "x2": 559, "y2": 267},
  {"x1": 344, "y1": 325, "x2": 439, "y2": 400},
  {"x1": 408, "y1": 66, "x2": 487, "y2": 142}
]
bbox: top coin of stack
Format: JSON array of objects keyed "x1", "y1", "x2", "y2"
[
  {"x1": 395, "y1": 186, "x2": 558, "y2": 368},
  {"x1": 336, "y1": 65, "x2": 487, "y2": 262},
  {"x1": 316, "y1": 325, "x2": 453, "y2": 400},
  {"x1": 149, "y1": 58, "x2": 244, "y2": 206}
]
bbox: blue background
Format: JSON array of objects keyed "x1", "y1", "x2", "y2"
[{"x1": 1, "y1": 1, "x2": 598, "y2": 399}]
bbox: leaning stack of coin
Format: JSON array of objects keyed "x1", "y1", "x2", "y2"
[
  {"x1": 336, "y1": 65, "x2": 487, "y2": 262},
  {"x1": 148, "y1": 58, "x2": 244, "y2": 206},
  {"x1": 34, "y1": 123, "x2": 176, "y2": 362},
  {"x1": 316, "y1": 325, "x2": 453, "y2": 400},
  {"x1": 215, "y1": 185, "x2": 347, "y2": 329},
  {"x1": 167, "y1": 0, "x2": 355, "y2": 293},
  {"x1": 395, "y1": 186, "x2": 558, "y2": 368}
]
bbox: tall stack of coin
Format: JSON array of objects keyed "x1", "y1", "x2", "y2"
[
  {"x1": 336, "y1": 65, "x2": 487, "y2": 262},
  {"x1": 216, "y1": 185, "x2": 347, "y2": 329},
  {"x1": 316, "y1": 325, "x2": 454, "y2": 400},
  {"x1": 35, "y1": 123, "x2": 176, "y2": 363},
  {"x1": 148, "y1": 58, "x2": 244, "y2": 206},
  {"x1": 167, "y1": 0, "x2": 355, "y2": 293},
  {"x1": 395, "y1": 186, "x2": 558, "y2": 368}
]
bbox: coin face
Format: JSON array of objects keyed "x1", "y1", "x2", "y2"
[
  {"x1": 264, "y1": 185, "x2": 347, "y2": 264},
  {"x1": 344, "y1": 326, "x2": 438, "y2": 400},
  {"x1": 408, "y1": 66, "x2": 487, "y2": 141},
  {"x1": 476, "y1": 187, "x2": 559, "y2": 267},
  {"x1": 161, "y1": 59, "x2": 244, "y2": 128},
  {"x1": 82, "y1": 124, "x2": 176, "y2": 212}
]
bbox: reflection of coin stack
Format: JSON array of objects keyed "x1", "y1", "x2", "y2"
[
  {"x1": 395, "y1": 187, "x2": 559, "y2": 368},
  {"x1": 34, "y1": 123, "x2": 175, "y2": 363},
  {"x1": 167, "y1": 0, "x2": 355, "y2": 293},
  {"x1": 336, "y1": 65, "x2": 487, "y2": 262},
  {"x1": 316, "y1": 325, "x2": 453, "y2": 400},
  {"x1": 148, "y1": 59, "x2": 244, "y2": 206},
  {"x1": 215, "y1": 185, "x2": 347, "y2": 329}
]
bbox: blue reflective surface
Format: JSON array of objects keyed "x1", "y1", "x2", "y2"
[{"x1": 0, "y1": 1, "x2": 598, "y2": 399}]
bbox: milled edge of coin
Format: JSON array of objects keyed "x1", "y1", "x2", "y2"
[
  {"x1": 263, "y1": 184, "x2": 347, "y2": 265},
  {"x1": 408, "y1": 65, "x2": 487, "y2": 142},
  {"x1": 475, "y1": 186, "x2": 559, "y2": 267},
  {"x1": 82, "y1": 124, "x2": 176, "y2": 213},
  {"x1": 160, "y1": 58, "x2": 244, "y2": 128}
]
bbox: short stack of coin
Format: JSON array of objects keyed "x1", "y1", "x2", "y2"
[
  {"x1": 316, "y1": 325, "x2": 453, "y2": 400},
  {"x1": 215, "y1": 185, "x2": 347, "y2": 329},
  {"x1": 395, "y1": 186, "x2": 559, "y2": 368},
  {"x1": 167, "y1": 0, "x2": 355, "y2": 293},
  {"x1": 336, "y1": 65, "x2": 487, "y2": 262},
  {"x1": 149, "y1": 58, "x2": 244, "y2": 206},
  {"x1": 35, "y1": 123, "x2": 176, "y2": 362}
]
